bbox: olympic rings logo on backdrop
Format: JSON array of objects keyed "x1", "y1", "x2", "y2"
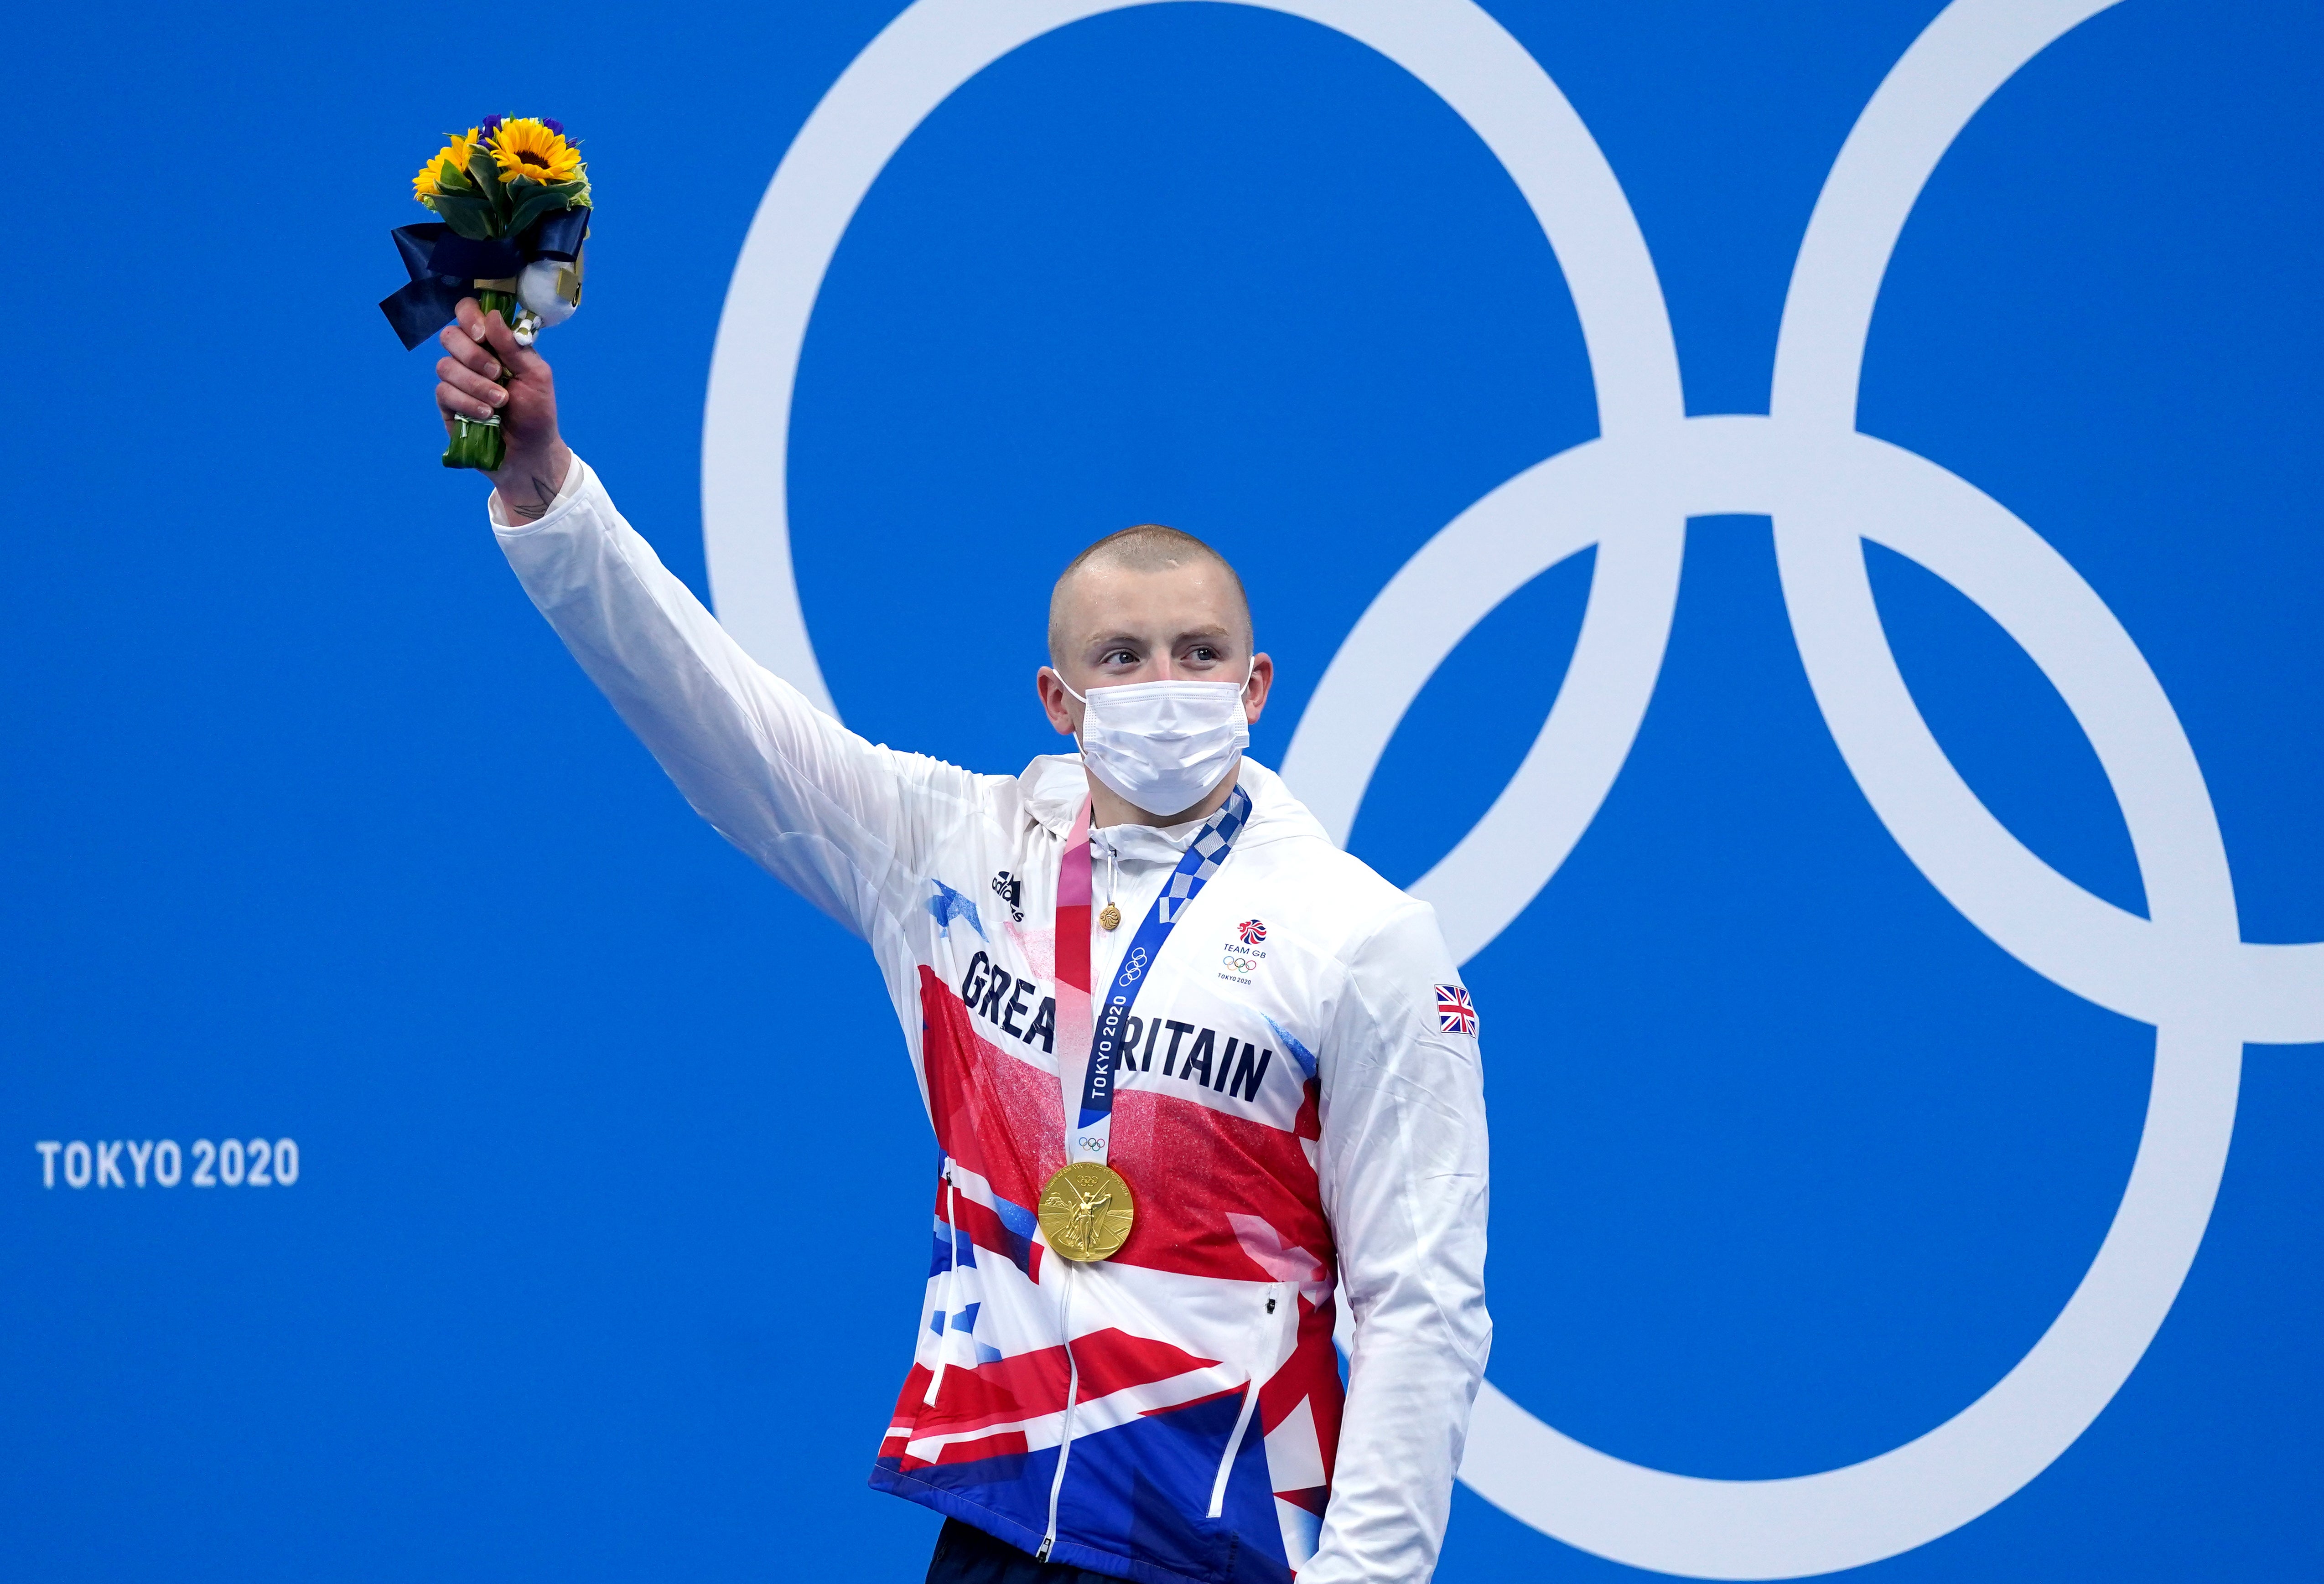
[{"x1": 701, "y1": 0, "x2": 2324, "y2": 1576}]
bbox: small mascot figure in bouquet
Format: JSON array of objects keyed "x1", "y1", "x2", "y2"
[{"x1": 381, "y1": 117, "x2": 592, "y2": 470}]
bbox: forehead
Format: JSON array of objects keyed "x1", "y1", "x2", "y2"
[{"x1": 1053, "y1": 557, "x2": 1246, "y2": 641}]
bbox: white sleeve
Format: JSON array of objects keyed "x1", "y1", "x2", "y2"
[
  {"x1": 491, "y1": 456, "x2": 988, "y2": 939},
  {"x1": 1305, "y1": 900, "x2": 1492, "y2": 1584}
]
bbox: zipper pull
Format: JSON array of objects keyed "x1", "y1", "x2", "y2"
[{"x1": 1034, "y1": 1538, "x2": 1053, "y2": 1563}]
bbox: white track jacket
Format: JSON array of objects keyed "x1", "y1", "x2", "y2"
[{"x1": 493, "y1": 458, "x2": 1491, "y2": 1584}]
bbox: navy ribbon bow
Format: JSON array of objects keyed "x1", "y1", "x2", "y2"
[{"x1": 379, "y1": 207, "x2": 589, "y2": 351}]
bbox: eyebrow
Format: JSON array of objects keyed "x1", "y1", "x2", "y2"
[{"x1": 1083, "y1": 625, "x2": 1236, "y2": 650}]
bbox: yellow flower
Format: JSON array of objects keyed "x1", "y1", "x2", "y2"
[
  {"x1": 488, "y1": 118, "x2": 583, "y2": 186},
  {"x1": 412, "y1": 127, "x2": 483, "y2": 206}
]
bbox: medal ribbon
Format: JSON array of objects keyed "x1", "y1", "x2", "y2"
[{"x1": 1053, "y1": 783, "x2": 1254, "y2": 1168}]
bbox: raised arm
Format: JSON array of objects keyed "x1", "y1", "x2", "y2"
[
  {"x1": 434, "y1": 300, "x2": 986, "y2": 938},
  {"x1": 1308, "y1": 900, "x2": 1493, "y2": 1584}
]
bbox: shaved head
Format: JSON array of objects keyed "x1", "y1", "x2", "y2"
[{"x1": 1048, "y1": 524, "x2": 1252, "y2": 663}]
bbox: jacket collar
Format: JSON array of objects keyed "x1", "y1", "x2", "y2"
[{"x1": 1016, "y1": 753, "x2": 1329, "y2": 851}]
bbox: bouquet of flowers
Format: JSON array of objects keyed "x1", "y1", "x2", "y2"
[{"x1": 381, "y1": 117, "x2": 593, "y2": 470}]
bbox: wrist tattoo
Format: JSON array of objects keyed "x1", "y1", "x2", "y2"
[{"x1": 505, "y1": 471, "x2": 561, "y2": 522}]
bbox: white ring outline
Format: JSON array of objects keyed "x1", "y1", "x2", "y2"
[
  {"x1": 700, "y1": 0, "x2": 2324, "y2": 1575},
  {"x1": 704, "y1": 0, "x2": 1685, "y2": 721}
]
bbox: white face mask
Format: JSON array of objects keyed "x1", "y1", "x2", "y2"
[{"x1": 1057, "y1": 663, "x2": 1253, "y2": 818}]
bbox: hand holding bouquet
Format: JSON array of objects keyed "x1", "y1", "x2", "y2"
[{"x1": 382, "y1": 117, "x2": 592, "y2": 471}]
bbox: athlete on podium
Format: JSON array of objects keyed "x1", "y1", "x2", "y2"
[{"x1": 433, "y1": 300, "x2": 1491, "y2": 1584}]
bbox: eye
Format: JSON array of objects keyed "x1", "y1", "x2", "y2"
[{"x1": 1100, "y1": 648, "x2": 1138, "y2": 666}]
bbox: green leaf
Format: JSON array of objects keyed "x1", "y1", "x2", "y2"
[
  {"x1": 439, "y1": 207, "x2": 493, "y2": 242},
  {"x1": 432, "y1": 156, "x2": 475, "y2": 194},
  {"x1": 505, "y1": 184, "x2": 583, "y2": 238},
  {"x1": 466, "y1": 150, "x2": 512, "y2": 224},
  {"x1": 431, "y1": 191, "x2": 494, "y2": 240}
]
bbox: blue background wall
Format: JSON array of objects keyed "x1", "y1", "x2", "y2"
[{"x1": 3, "y1": 1, "x2": 2317, "y2": 1578}]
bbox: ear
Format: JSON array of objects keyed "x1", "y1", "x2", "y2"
[
  {"x1": 1036, "y1": 666, "x2": 1080, "y2": 738},
  {"x1": 1241, "y1": 653, "x2": 1276, "y2": 726}
]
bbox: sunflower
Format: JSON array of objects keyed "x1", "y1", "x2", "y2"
[
  {"x1": 412, "y1": 127, "x2": 483, "y2": 207},
  {"x1": 488, "y1": 118, "x2": 583, "y2": 187}
]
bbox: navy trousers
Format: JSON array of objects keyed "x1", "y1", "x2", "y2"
[{"x1": 924, "y1": 1518, "x2": 1120, "y2": 1584}]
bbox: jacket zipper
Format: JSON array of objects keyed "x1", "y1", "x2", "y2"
[
  {"x1": 1208, "y1": 1283, "x2": 1289, "y2": 1518},
  {"x1": 1035, "y1": 1263, "x2": 1082, "y2": 1562},
  {"x1": 923, "y1": 1164, "x2": 960, "y2": 1407}
]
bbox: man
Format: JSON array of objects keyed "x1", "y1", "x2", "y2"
[{"x1": 432, "y1": 301, "x2": 1489, "y2": 1583}]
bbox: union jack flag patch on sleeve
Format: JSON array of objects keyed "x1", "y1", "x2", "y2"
[{"x1": 1436, "y1": 983, "x2": 1478, "y2": 1036}]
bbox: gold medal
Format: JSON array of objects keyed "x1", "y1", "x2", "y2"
[
  {"x1": 1098, "y1": 902, "x2": 1121, "y2": 931},
  {"x1": 1038, "y1": 1161, "x2": 1136, "y2": 1262}
]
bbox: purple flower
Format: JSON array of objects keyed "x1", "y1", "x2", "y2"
[
  {"x1": 480, "y1": 114, "x2": 503, "y2": 136},
  {"x1": 542, "y1": 119, "x2": 563, "y2": 136}
]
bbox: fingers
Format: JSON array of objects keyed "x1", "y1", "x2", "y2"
[
  {"x1": 438, "y1": 315, "x2": 502, "y2": 379},
  {"x1": 436, "y1": 347, "x2": 507, "y2": 410},
  {"x1": 432, "y1": 297, "x2": 553, "y2": 438},
  {"x1": 477, "y1": 309, "x2": 550, "y2": 383},
  {"x1": 437, "y1": 379, "x2": 500, "y2": 423}
]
